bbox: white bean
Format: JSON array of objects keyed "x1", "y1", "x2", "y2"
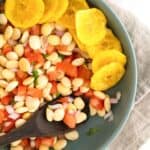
[
  {"x1": 29, "y1": 35, "x2": 41, "y2": 50},
  {"x1": 46, "y1": 108, "x2": 54, "y2": 122},
  {"x1": 97, "y1": 109, "x2": 106, "y2": 117},
  {"x1": 80, "y1": 86, "x2": 89, "y2": 93},
  {"x1": 6, "y1": 52, "x2": 18, "y2": 60},
  {"x1": 4, "y1": 25, "x2": 13, "y2": 40},
  {"x1": 43, "y1": 83, "x2": 52, "y2": 97},
  {"x1": 23, "y1": 77, "x2": 34, "y2": 86},
  {"x1": 0, "y1": 35, "x2": 6, "y2": 48},
  {"x1": 39, "y1": 144, "x2": 49, "y2": 150},
  {"x1": 89, "y1": 105, "x2": 97, "y2": 116},
  {"x1": 53, "y1": 108, "x2": 65, "y2": 121},
  {"x1": 43, "y1": 61, "x2": 51, "y2": 70},
  {"x1": 61, "y1": 77, "x2": 71, "y2": 88},
  {"x1": 47, "y1": 52, "x2": 59, "y2": 64},
  {"x1": 93, "y1": 91, "x2": 106, "y2": 99},
  {"x1": 10, "y1": 145, "x2": 23, "y2": 150},
  {"x1": 58, "y1": 51, "x2": 72, "y2": 56},
  {"x1": 14, "y1": 44, "x2": 24, "y2": 57},
  {"x1": 0, "y1": 80, "x2": 8, "y2": 88},
  {"x1": 14, "y1": 101, "x2": 24, "y2": 109},
  {"x1": 14, "y1": 96, "x2": 25, "y2": 102},
  {"x1": 0, "y1": 88, "x2": 7, "y2": 98},
  {"x1": 0, "y1": 13, "x2": 7, "y2": 25},
  {"x1": 6, "y1": 81, "x2": 18, "y2": 92},
  {"x1": 76, "y1": 112, "x2": 87, "y2": 124},
  {"x1": 72, "y1": 78, "x2": 84, "y2": 90},
  {"x1": 36, "y1": 75, "x2": 48, "y2": 89},
  {"x1": 41, "y1": 23, "x2": 55, "y2": 36},
  {"x1": 11, "y1": 140, "x2": 21, "y2": 147},
  {"x1": 15, "y1": 119, "x2": 26, "y2": 128},
  {"x1": 15, "y1": 107, "x2": 28, "y2": 114},
  {"x1": 25, "y1": 96, "x2": 40, "y2": 112},
  {"x1": 65, "y1": 130, "x2": 79, "y2": 141},
  {"x1": 74, "y1": 97, "x2": 85, "y2": 110},
  {"x1": 72, "y1": 58, "x2": 85, "y2": 66},
  {"x1": 57, "y1": 83, "x2": 72, "y2": 96},
  {"x1": 12, "y1": 28, "x2": 21, "y2": 40},
  {"x1": 20, "y1": 30, "x2": 29, "y2": 43},
  {"x1": 61, "y1": 32, "x2": 72, "y2": 45},
  {"x1": 6, "y1": 60, "x2": 18, "y2": 69},
  {"x1": 53, "y1": 139, "x2": 67, "y2": 150},
  {"x1": 19, "y1": 58, "x2": 31, "y2": 72},
  {"x1": 48, "y1": 35, "x2": 60, "y2": 45}
]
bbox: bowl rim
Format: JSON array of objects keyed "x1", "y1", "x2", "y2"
[{"x1": 97, "y1": 0, "x2": 138, "y2": 148}]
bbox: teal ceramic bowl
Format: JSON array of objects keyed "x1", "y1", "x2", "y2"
[{"x1": 1, "y1": 0, "x2": 137, "y2": 150}]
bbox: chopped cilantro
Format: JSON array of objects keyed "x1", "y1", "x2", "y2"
[
  {"x1": 55, "y1": 93, "x2": 61, "y2": 99},
  {"x1": 32, "y1": 70, "x2": 39, "y2": 86},
  {"x1": 58, "y1": 54, "x2": 65, "y2": 59},
  {"x1": 86, "y1": 127, "x2": 100, "y2": 136},
  {"x1": 43, "y1": 54, "x2": 49, "y2": 59}
]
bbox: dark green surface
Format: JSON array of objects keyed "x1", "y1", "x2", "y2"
[{"x1": 1, "y1": 0, "x2": 137, "y2": 149}]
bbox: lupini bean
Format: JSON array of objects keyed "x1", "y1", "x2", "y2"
[
  {"x1": 2, "y1": 69, "x2": 15, "y2": 81},
  {"x1": 97, "y1": 109, "x2": 106, "y2": 117},
  {"x1": 57, "y1": 83, "x2": 72, "y2": 96},
  {"x1": 20, "y1": 30, "x2": 29, "y2": 43},
  {"x1": 41, "y1": 23, "x2": 55, "y2": 36},
  {"x1": 0, "y1": 13, "x2": 7, "y2": 25},
  {"x1": 61, "y1": 77, "x2": 71, "y2": 88},
  {"x1": 23, "y1": 77, "x2": 34, "y2": 86},
  {"x1": 76, "y1": 112, "x2": 87, "y2": 124},
  {"x1": 19, "y1": 58, "x2": 31, "y2": 72},
  {"x1": 6, "y1": 60, "x2": 18, "y2": 69},
  {"x1": 4, "y1": 25, "x2": 13, "y2": 40},
  {"x1": 65, "y1": 130, "x2": 79, "y2": 141},
  {"x1": 14, "y1": 44, "x2": 24, "y2": 57},
  {"x1": 46, "y1": 108, "x2": 54, "y2": 122},
  {"x1": 29, "y1": 35, "x2": 41, "y2": 50},
  {"x1": 61, "y1": 32, "x2": 72, "y2": 45},
  {"x1": 39, "y1": 144, "x2": 49, "y2": 150},
  {"x1": 0, "y1": 35, "x2": 6, "y2": 48},
  {"x1": 6, "y1": 81, "x2": 18, "y2": 92},
  {"x1": 11, "y1": 140, "x2": 21, "y2": 147},
  {"x1": 74, "y1": 97, "x2": 85, "y2": 110},
  {"x1": 10, "y1": 145, "x2": 23, "y2": 150},
  {"x1": 6, "y1": 52, "x2": 18, "y2": 60},
  {"x1": 53, "y1": 108, "x2": 65, "y2": 121},
  {"x1": 36, "y1": 75, "x2": 48, "y2": 89},
  {"x1": 53, "y1": 139, "x2": 67, "y2": 150},
  {"x1": 104, "y1": 96, "x2": 111, "y2": 112},
  {"x1": 12, "y1": 28, "x2": 21, "y2": 40},
  {"x1": 72, "y1": 58, "x2": 85, "y2": 66},
  {"x1": 15, "y1": 119, "x2": 26, "y2": 128},
  {"x1": 48, "y1": 35, "x2": 60, "y2": 46}
]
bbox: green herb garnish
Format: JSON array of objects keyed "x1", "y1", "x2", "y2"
[
  {"x1": 58, "y1": 53, "x2": 65, "y2": 59},
  {"x1": 32, "y1": 69, "x2": 39, "y2": 86},
  {"x1": 86, "y1": 127, "x2": 100, "y2": 136},
  {"x1": 43, "y1": 54, "x2": 49, "y2": 59}
]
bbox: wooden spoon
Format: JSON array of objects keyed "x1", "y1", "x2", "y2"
[{"x1": 0, "y1": 96, "x2": 89, "y2": 146}]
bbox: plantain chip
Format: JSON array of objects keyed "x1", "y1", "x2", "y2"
[
  {"x1": 75, "y1": 8, "x2": 107, "y2": 45},
  {"x1": 57, "y1": 0, "x2": 89, "y2": 29},
  {"x1": 5, "y1": 0, "x2": 44, "y2": 28},
  {"x1": 91, "y1": 62, "x2": 125, "y2": 91},
  {"x1": 92, "y1": 49, "x2": 127, "y2": 72}
]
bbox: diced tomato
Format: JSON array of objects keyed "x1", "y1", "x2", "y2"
[
  {"x1": 78, "y1": 66, "x2": 92, "y2": 80},
  {"x1": 50, "y1": 82, "x2": 57, "y2": 94},
  {"x1": 12, "y1": 88, "x2": 18, "y2": 95},
  {"x1": 24, "y1": 45, "x2": 33, "y2": 57},
  {"x1": 27, "y1": 88, "x2": 43, "y2": 98},
  {"x1": 47, "y1": 44, "x2": 55, "y2": 54},
  {"x1": 21, "y1": 138, "x2": 30, "y2": 147},
  {"x1": 56, "y1": 45, "x2": 67, "y2": 51},
  {"x1": 63, "y1": 56, "x2": 73, "y2": 63},
  {"x1": 16, "y1": 70, "x2": 28, "y2": 80},
  {"x1": 84, "y1": 90, "x2": 93, "y2": 98},
  {"x1": 57, "y1": 61, "x2": 78, "y2": 78},
  {"x1": 1, "y1": 95, "x2": 12, "y2": 105},
  {"x1": 63, "y1": 112, "x2": 76, "y2": 129},
  {"x1": 29, "y1": 24, "x2": 41, "y2": 35},
  {"x1": 0, "y1": 109, "x2": 5, "y2": 124},
  {"x1": 2, "y1": 120, "x2": 15, "y2": 132},
  {"x1": 40, "y1": 137, "x2": 55, "y2": 147},
  {"x1": 35, "y1": 138, "x2": 41, "y2": 149},
  {"x1": 58, "y1": 97, "x2": 69, "y2": 103},
  {"x1": 90, "y1": 97, "x2": 104, "y2": 110},
  {"x1": 2, "y1": 44, "x2": 12, "y2": 54},
  {"x1": 17, "y1": 85, "x2": 27, "y2": 96},
  {"x1": 47, "y1": 71, "x2": 60, "y2": 81},
  {"x1": 74, "y1": 90, "x2": 83, "y2": 96}
]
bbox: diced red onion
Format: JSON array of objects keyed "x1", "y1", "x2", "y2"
[
  {"x1": 110, "y1": 98, "x2": 119, "y2": 104},
  {"x1": 9, "y1": 113, "x2": 20, "y2": 120},
  {"x1": 6, "y1": 105, "x2": 14, "y2": 114},
  {"x1": 55, "y1": 30, "x2": 65, "y2": 37}
]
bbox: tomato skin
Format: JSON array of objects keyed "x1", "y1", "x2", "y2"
[
  {"x1": 90, "y1": 96, "x2": 104, "y2": 110},
  {"x1": 1, "y1": 95, "x2": 12, "y2": 105}
]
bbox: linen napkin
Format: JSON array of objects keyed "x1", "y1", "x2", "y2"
[{"x1": 105, "y1": 1, "x2": 150, "y2": 149}]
